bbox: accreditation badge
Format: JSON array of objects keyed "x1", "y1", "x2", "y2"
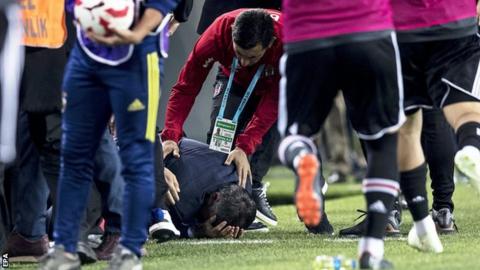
[{"x1": 209, "y1": 118, "x2": 237, "y2": 154}]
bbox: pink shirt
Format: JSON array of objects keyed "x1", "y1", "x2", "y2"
[
  {"x1": 282, "y1": 0, "x2": 394, "y2": 44},
  {"x1": 392, "y1": 0, "x2": 476, "y2": 31}
]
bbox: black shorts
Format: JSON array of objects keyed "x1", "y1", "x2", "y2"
[
  {"x1": 279, "y1": 33, "x2": 405, "y2": 140},
  {"x1": 401, "y1": 34, "x2": 480, "y2": 113}
]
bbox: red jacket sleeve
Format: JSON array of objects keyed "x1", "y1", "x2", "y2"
[
  {"x1": 235, "y1": 78, "x2": 279, "y2": 155},
  {"x1": 161, "y1": 23, "x2": 222, "y2": 143}
]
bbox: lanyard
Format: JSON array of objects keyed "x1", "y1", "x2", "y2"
[{"x1": 218, "y1": 58, "x2": 265, "y2": 123}]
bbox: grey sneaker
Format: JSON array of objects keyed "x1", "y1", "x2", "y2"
[
  {"x1": 105, "y1": 244, "x2": 142, "y2": 270},
  {"x1": 339, "y1": 209, "x2": 401, "y2": 238},
  {"x1": 37, "y1": 245, "x2": 81, "y2": 270},
  {"x1": 432, "y1": 208, "x2": 458, "y2": 234},
  {"x1": 77, "y1": 241, "x2": 97, "y2": 264},
  {"x1": 359, "y1": 252, "x2": 394, "y2": 269}
]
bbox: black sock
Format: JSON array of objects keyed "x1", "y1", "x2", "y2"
[
  {"x1": 457, "y1": 122, "x2": 480, "y2": 150},
  {"x1": 362, "y1": 134, "x2": 399, "y2": 239},
  {"x1": 365, "y1": 192, "x2": 395, "y2": 239},
  {"x1": 400, "y1": 163, "x2": 429, "y2": 221}
]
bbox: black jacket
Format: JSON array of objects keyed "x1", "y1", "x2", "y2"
[
  {"x1": 173, "y1": 0, "x2": 193, "y2": 23},
  {"x1": 197, "y1": 0, "x2": 281, "y2": 35},
  {"x1": 165, "y1": 139, "x2": 251, "y2": 235}
]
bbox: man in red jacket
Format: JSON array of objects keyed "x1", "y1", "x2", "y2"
[{"x1": 162, "y1": 8, "x2": 281, "y2": 225}]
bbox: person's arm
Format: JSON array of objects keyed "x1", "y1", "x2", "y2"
[
  {"x1": 144, "y1": 0, "x2": 180, "y2": 19},
  {"x1": 65, "y1": 0, "x2": 74, "y2": 14},
  {"x1": 165, "y1": 0, "x2": 193, "y2": 37},
  {"x1": 164, "y1": 168, "x2": 180, "y2": 205},
  {"x1": 223, "y1": 79, "x2": 279, "y2": 188},
  {"x1": 477, "y1": 0, "x2": 480, "y2": 25},
  {"x1": 88, "y1": 8, "x2": 163, "y2": 45},
  {"x1": 173, "y1": 0, "x2": 193, "y2": 23},
  {"x1": 161, "y1": 23, "x2": 223, "y2": 145},
  {"x1": 235, "y1": 80, "x2": 279, "y2": 155},
  {"x1": 88, "y1": 0, "x2": 180, "y2": 45}
]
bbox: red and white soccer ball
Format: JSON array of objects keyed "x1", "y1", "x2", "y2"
[{"x1": 74, "y1": 0, "x2": 134, "y2": 37}]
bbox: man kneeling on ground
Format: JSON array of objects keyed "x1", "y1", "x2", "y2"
[{"x1": 150, "y1": 138, "x2": 256, "y2": 240}]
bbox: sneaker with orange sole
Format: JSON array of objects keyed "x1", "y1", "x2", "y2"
[{"x1": 295, "y1": 154, "x2": 323, "y2": 227}]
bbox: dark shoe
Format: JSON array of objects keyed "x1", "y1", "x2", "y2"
[
  {"x1": 432, "y1": 208, "x2": 458, "y2": 234},
  {"x1": 339, "y1": 209, "x2": 401, "y2": 238},
  {"x1": 245, "y1": 222, "x2": 269, "y2": 233},
  {"x1": 3, "y1": 232, "x2": 48, "y2": 262},
  {"x1": 37, "y1": 245, "x2": 81, "y2": 270},
  {"x1": 294, "y1": 154, "x2": 323, "y2": 227},
  {"x1": 306, "y1": 212, "x2": 334, "y2": 235},
  {"x1": 359, "y1": 252, "x2": 394, "y2": 269},
  {"x1": 94, "y1": 232, "x2": 121, "y2": 261},
  {"x1": 252, "y1": 183, "x2": 278, "y2": 226},
  {"x1": 77, "y1": 241, "x2": 97, "y2": 264},
  {"x1": 105, "y1": 244, "x2": 142, "y2": 270}
]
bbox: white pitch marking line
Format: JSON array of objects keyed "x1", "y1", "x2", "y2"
[
  {"x1": 165, "y1": 239, "x2": 275, "y2": 245},
  {"x1": 325, "y1": 237, "x2": 407, "y2": 243}
]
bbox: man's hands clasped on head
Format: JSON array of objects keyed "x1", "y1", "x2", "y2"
[{"x1": 194, "y1": 215, "x2": 243, "y2": 239}]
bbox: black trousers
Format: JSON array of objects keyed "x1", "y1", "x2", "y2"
[
  {"x1": 207, "y1": 72, "x2": 279, "y2": 188},
  {"x1": 154, "y1": 132, "x2": 167, "y2": 209},
  {"x1": 31, "y1": 112, "x2": 123, "y2": 239},
  {"x1": 0, "y1": 163, "x2": 8, "y2": 251},
  {"x1": 28, "y1": 112, "x2": 62, "y2": 206},
  {"x1": 0, "y1": 7, "x2": 7, "y2": 250},
  {"x1": 0, "y1": 4, "x2": 19, "y2": 249},
  {"x1": 421, "y1": 108, "x2": 456, "y2": 211}
]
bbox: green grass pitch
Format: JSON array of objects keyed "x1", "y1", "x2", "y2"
[{"x1": 13, "y1": 167, "x2": 480, "y2": 269}]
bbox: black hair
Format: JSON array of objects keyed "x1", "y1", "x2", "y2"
[
  {"x1": 232, "y1": 9, "x2": 274, "y2": 49},
  {"x1": 214, "y1": 184, "x2": 256, "y2": 229}
]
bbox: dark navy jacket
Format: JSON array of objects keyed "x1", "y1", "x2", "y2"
[{"x1": 165, "y1": 139, "x2": 251, "y2": 236}]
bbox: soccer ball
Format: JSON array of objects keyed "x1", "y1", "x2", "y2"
[{"x1": 74, "y1": 0, "x2": 134, "y2": 37}]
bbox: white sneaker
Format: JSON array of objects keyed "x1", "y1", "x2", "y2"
[
  {"x1": 407, "y1": 218, "x2": 443, "y2": 253},
  {"x1": 454, "y1": 146, "x2": 480, "y2": 193},
  {"x1": 106, "y1": 245, "x2": 142, "y2": 270},
  {"x1": 149, "y1": 210, "x2": 180, "y2": 243}
]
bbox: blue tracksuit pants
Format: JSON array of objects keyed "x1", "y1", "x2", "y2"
[{"x1": 54, "y1": 37, "x2": 160, "y2": 256}]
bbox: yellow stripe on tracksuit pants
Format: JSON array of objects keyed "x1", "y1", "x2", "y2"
[{"x1": 146, "y1": 52, "x2": 160, "y2": 142}]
